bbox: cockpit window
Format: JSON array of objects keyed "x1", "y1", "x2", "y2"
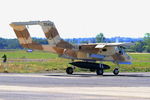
[{"x1": 118, "y1": 46, "x2": 125, "y2": 55}]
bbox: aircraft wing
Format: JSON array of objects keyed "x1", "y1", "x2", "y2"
[
  {"x1": 80, "y1": 43, "x2": 135, "y2": 49},
  {"x1": 95, "y1": 43, "x2": 135, "y2": 48}
]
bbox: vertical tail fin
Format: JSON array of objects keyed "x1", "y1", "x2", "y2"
[
  {"x1": 39, "y1": 21, "x2": 74, "y2": 49},
  {"x1": 10, "y1": 21, "x2": 64, "y2": 54},
  {"x1": 10, "y1": 21, "x2": 77, "y2": 50},
  {"x1": 10, "y1": 24, "x2": 34, "y2": 49}
]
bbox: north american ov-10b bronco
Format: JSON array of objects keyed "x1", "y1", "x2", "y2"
[{"x1": 10, "y1": 20, "x2": 133, "y2": 75}]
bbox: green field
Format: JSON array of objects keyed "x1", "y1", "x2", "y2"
[{"x1": 0, "y1": 50, "x2": 150, "y2": 73}]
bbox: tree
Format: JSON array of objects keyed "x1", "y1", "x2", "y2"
[
  {"x1": 96, "y1": 33, "x2": 105, "y2": 43},
  {"x1": 144, "y1": 33, "x2": 150, "y2": 52},
  {"x1": 130, "y1": 41, "x2": 145, "y2": 52},
  {"x1": 80, "y1": 41, "x2": 88, "y2": 44}
]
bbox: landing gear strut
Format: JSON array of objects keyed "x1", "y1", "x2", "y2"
[
  {"x1": 66, "y1": 67, "x2": 74, "y2": 74},
  {"x1": 96, "y1": 63, "x2": 104, "y2": 75},
  {"x1": 96, "y1": 69, "x2": 104, "y2": 75}
]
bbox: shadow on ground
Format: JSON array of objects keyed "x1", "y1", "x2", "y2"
[{"x1": 45, "y1": 73, "x2": 150, "y2": 78}]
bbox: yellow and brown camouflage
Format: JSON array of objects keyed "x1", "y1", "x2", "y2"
[{"x1": 10, "y1": 20, "x2": 132, "y2": 64}]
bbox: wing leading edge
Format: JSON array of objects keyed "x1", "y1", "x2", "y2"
[{"x1": 80, "y1": 43, "x2": 135, "y2": 49}]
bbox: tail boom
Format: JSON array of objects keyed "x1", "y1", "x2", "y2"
[
  {"x1": 10, "y1": 22, "x2": 64, "y2": 54},
  {"x1": 10, "y1": 21, "x2": 75, "y2": 50}
]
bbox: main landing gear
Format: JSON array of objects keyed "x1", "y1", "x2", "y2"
[
  {"x1": 96, "y1": 63, "x2": 105, "y2": 75},
  {"x1": 96, "y1": 68, "x2": 119, "y2": 76},
  {"x1": 96, "y1": 64, "x2": 120, "y2": 76},
  {"x1": 66, "y1": 61, "x2": 120, "y2": 76},
  {"x1": 96, "y1": 69, "x2": 104, "y2": 75}
]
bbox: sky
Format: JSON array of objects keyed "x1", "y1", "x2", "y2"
[{"x1": 0, "y1": 0, "x2": 150, "y2": 38}]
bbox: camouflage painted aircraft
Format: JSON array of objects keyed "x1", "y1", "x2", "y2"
[{"x1": 10, "y1": 20, "x2": 133, "y2": 75}]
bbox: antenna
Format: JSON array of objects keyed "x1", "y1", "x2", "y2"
[
  {"x1": 26, "y1": 25, "x2": 29, "y2": 29},
  {"x1": 115, "y1": 37, "x2": 119, "y2": 43}
]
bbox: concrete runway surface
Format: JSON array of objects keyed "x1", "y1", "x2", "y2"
[{"x1": 0, "y1": 72, "x2": 150, "y2": 100}]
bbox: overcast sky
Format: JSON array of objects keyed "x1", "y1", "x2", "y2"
[{"x1": 0, "y1": 0, "x2": 150, "y2": 38}]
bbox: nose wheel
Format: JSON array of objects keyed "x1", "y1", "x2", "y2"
[
  {"x1": 66, "y1": 67, "x2": 74, "y2": 74},
  {"x1": 113, "y1": 68, "x2": 119, "y2": 75}
]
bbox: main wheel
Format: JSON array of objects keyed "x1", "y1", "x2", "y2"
[
  {"x1": 96, "y1": 69, "x2": 104, "y2": 75},
  {"x1": 113, "y1": 68, "x2": 119, "y2": 75},
  {"x1": 66, "y1": 67, "x2": 74, "y2": 74}
]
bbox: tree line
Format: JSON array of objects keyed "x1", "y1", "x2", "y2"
[
  {"x1": 130, "y1": 33, "x2": 150, "y2": 52},
  {"x1": 0, "y1": 38, "x2": 48, "y2": 49},
  {"x1": 0, "y1": 33, "x2": 149, "y2": 53},
  {"x1": 96, "y1": 33, "x2": 150, "y2": 53}
]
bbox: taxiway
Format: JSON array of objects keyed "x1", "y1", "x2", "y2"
[{"x1": 0, "y1": 72, "x2": 150, "y2": 100}]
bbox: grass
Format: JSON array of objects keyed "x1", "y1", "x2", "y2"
[
  {"x1": 0, "y1": 50, "x2": 57, "y2": 59},
  {"x1": 0, "y1": 50, "x2": 150, "y2": 73}
]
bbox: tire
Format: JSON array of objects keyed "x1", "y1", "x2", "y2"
[
  {"x1": 96, "y1": 69, "x2": 104, "y2": 75},
  {"x1": 113, "y1": 68, "x2": 119, "y2": 75},
  {"x1": 66, "y1": 67, "x2": 73, "y2": 74}
]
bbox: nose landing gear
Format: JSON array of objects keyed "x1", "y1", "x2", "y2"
[{"x1": 113, "y1": 68, "x2": 119, "y2": 75}]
